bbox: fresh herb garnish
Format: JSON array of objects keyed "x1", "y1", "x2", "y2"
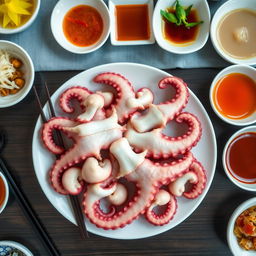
[{"x1": 160, "y1": 0, "x2": 203, "y2": 28}]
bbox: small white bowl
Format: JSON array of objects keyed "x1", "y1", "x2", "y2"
[
  {"x1": 227, "y1": 197, "x2": 256, "y2": 256},
  {"x1": 153, "y1": 0, "x2": 210, "y2": 54},
  {"x1": 0, "y1": 0, "x2": 40, "y2": 34},
  {"x1": 0, "y1": 172, "x2": 9, "y2": 214},
  {"x1": 210, "y1": 0, "x2": 256, "y2": 65},
  {"x1": 51, "y1": 0, "x2": 110, "y2": 54},
  {"x1": 108, "y1": 0, "x2": 155, "y2": 46},
  {"x1": 0, "y1": 240, "x2": 33, "y2": 256},
  {"x1": 0, "y1": 40, "x2": 35, "y2": 108},
  {"x1": 210, "y1": 65, "x2": 256, "y2": 126},
  {"x1": 222, "y1": 126, "x2": 256, "y2": 192}
]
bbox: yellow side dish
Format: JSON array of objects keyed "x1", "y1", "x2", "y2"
[{"x1": 0, "y1": 0, "x2": 34, "y2": 28}]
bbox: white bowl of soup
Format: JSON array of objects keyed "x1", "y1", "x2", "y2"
[
  {"x1": 0, "y1": 0, "x2": 40, "y2": 34},
  {"x1": 211, "y1": 0, "x2": 256, "y2": 65}
]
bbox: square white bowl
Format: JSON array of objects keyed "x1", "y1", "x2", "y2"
[{"x1": 108, "y1": 0, "x2": 155, "y2": 46}]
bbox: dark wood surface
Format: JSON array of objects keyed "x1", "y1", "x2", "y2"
[{"x1": 0, "y1": 68, "x2": 254, "y2": 256}]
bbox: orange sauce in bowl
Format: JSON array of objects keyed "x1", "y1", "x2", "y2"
[
  {"x1": 213, "y1": 73, "x2": 256, "y2": 119},
  {"x1": 0, "y1": 176, "x2": 6, "y2": 206},
  {"x1": 115, "y1": 4, "x2": 150, "y2": 41},
  {"x1": 226, "y1": 132, "x2": 256, "y2": 184},
  {"x1": 63, "y1": 5, "x2": 103, "y2": 47},
  {"x1": 163, "y1": 9, "x2": 199, "y2": 44}
]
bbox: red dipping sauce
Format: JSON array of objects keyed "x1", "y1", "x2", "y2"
[
  {"x1": 226, "y1": 132, "x2": 256, "y2": 184},
  {"x1": 0, "y1": 176, "x2": 6, "y2": 206}
]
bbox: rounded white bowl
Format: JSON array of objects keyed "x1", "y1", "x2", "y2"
[
  {"x1": 210, "y1": 0, "x2": 256, "y2": 65},
  {"x1": 222, "y1": 126, "x2": 256, "y2": 192},
  {"x1": 51, "y1": 0, "x2": 110, "y2": 54},
  {"x1": 227, "y1": 197, "x2": 256, "y2": 256},
  {"x1": 0, "y1": 40, "x2": 35, "y2": 108},
  {"x1": 0, "y1": 172, "x2": 9, "y2": 214},
  {"x1": 0, "y1": 240, "x2": 33, "y2": 256},
  {"x1": 153, "y1": 0, "x2": 210, "y2": 54},
  {"x1": 0, "y1": 0, "x2": 40, "y2": 34},
  {"x1": 209, "y1": 65, "x2": 256, "y2": 126}
]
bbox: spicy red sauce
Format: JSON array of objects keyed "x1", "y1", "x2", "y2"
[
  {"x1": 115, "y1": 4, "x2": 150, "y2": 41},
  {"x1": 63, "y1": 5, "x2": 103, "y2": 47},
  {"x1": 0, "y1": 176, "x2": 5, "y2": 206},
  {"x1": 226, "y1": 132, "x2": 256, "y2": 184},
  {"x1": 163, "y1": 9, "x2": 199, "y2": 44}
]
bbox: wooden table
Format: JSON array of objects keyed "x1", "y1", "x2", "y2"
[{"x1": 0, "y1": 68, "x2": 253, "y2": 256}]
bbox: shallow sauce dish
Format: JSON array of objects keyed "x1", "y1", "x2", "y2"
[
  {"x1": 0, "y1": 0, "x2": 40, "y2": 34},
  {"x1": 210, "y1": 0, "x2": 256, "y2": 65},
  {"x1": 153, "y1": 0, "x2": 210, "y2": 54},
  {"x1": 0, "y1": 172, "x2": 9, "y2": 214},
  {"x1": 210, "y1": 65, "x2": 256, "y2": 126},
  {"x1": 0, "y1": 40, "x2": 34, "y2": 108},
  {"x1": 223, "y1": 126, "x2": 256, "y2": 192},
  {"x1": 227, "y1": 197, "x2": 256, "y2": 256},
  {"x1": 51, "y1": 0, "x2": 110, "y2": 54}
]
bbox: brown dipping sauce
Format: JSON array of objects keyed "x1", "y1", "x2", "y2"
[
  {"x1": 217, "y1": 8, "x2": 256, "y2": 59},
  {"x1": 0, "y1": 176, "x2": 6, "y2": 206},
  {"x1": 115, "y1": 4, "x2": 150, "y2": 41},
  {"x1": 226, "y1": 132, "x2": 256, "y2": 184}
]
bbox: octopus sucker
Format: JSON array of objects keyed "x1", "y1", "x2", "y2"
[{"x1": 41, "y1": 72, "x2": 207, "y2": 230}]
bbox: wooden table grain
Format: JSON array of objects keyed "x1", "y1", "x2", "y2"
[{"x1": 0, "y1": 68, "x2": 254, "y2": 256}]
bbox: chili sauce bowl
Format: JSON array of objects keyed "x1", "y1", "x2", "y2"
[
  {"x1": 210, "y1": 0, "x2": 256, "y2": 66},
  {"x1": 51, "y1": 0, "x2": 110, "y2": 54},
  {"x1": 223, "y1": 126, "x2": 256, "y2": 192},
  {"x1": 0, "y1": 241, "x2": 33, "y2": 256},
  {"x1": 210, "y1": 65, "x2": 256, "y2": 126},
  {"x1": 227, "y1": 197, "x2": 256, "y2": 256},
  {"x1": 108, "y1": 0, "x2": 155, "y2": 46},
  {"x1": 0, "y1": 0, "x2": 40, "y2": 34},
  {"x1": 153, "y1": 0, "x2": 210, "y2": 54},
  {"x1": 0, "y1": 172, "x2": 9, "y2": 214},
  {"x1": 0, "y1": 40, "x2": 35, "y2": 108}
]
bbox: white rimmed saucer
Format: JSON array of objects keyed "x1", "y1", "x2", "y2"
[
  {"x1": 0, "y1": 172, "x2": 9, "y2": 214},
  {"x1": 153, "y1": 0, "x2": 210, "y2": 54}
]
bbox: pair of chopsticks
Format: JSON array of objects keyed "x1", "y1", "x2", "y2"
[
  {"x1": 33, "y1": 82, "x2": 89, "y2": 239},
  {"x1": 0, "y1": 136, "x2": 60, "y2": 256}
]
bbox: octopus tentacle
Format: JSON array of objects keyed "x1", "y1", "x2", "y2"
[
  {"x1": 42, "y1": 117, "x2": 78, "y2": 155},
  {"x1": 145, "y1": 190, "x2": 177, "y2": 226},
  {"x1": 126, "y1": 112, "x2": 202, "y2": 158},
  {"x1": 82, "y1": 152, "x2": 193, "y2": 229}
]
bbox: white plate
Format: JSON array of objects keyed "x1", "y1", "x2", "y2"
[{"x1": 32, "y1": 63, "x2": 217, "y2": 239}]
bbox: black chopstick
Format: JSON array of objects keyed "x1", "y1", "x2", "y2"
[
  {"x1": 34, "y1": 83, "x2": 89, "y2": 239},
  {"x1": 0, "y1": 158, "x2": 60, "y2": 256}
]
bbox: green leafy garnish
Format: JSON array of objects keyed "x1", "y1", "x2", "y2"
[{"x1": 160, "y1": 0, "x2": 203, "y2": 29}]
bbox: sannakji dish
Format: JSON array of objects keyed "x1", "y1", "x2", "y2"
[{"x1": 32, "y1": 63, "x2": 217, "y2": 239}]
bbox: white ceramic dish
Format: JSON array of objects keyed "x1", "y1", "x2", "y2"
[
  {"x1": 108, "y1": 0, "x2": 155, "y2": 46},
  {"x1": 227, "y1": 197, "x2": 256, "y2": 256},
  {"x1": 153, "y1": 0, "x2": 210, "y2": 54},
  {"x1": 210, "y1": 0, "x2": 256, "y2": 65},
  {"x1": 32, "y1": 62, "x2": 217, "y2": 239},
  {"x1": 0, "y1": 0, "x2": 40, "y2": 34},
  {"x1": 223, "y1": 125, "x2": 256, "y2": 192},
  {"x1": 0, "y1": 172, "x2": 9, "y2": 214},
  {"x1": 51, "y1": 0, "x2": 110, "y2": 54},
  {"x1": 0, "y1": 40, "x2": 35, "y2": 108},
  {"x1": 0, "y1": 240, "x2": 33, "y2": 256},
  {"x1": 209, "y1": 65, "x2": 256, "y2": 126}
]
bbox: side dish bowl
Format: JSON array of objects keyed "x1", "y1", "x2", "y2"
[
  {"x1": 209, "y1": 65, "x2": 256, "y2": 126},
  {"x1": 0, "y1": 172, "x2": 9, "y2": 214},
  {"x1": 210, "y1": 0, "x2": 256, "y2": 65},
  {"x1": 51, "y1": 0, "x2": 110, "y2": 54},
  {"x1": 223, "y1": 126, "x2": 256, "y2": 192},
  {"x1": 153, "y1": 0, "x2": 210, "y2": 54},
  {"x1": 0, "y1": 0, "x2": 40, "y2": 34},
  {"x1": 227, "y1": 197, "x2": 256, "y2": 256},
  {"x1": 0, "y1": 240, "x2": 33, "y2": 256},
  {"x1": 0, "y1": 40, "x2": 34, "y2": 108}
]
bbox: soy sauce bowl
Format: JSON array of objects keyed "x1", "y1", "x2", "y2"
[
  {"x1": 222, "y1": 126, "x2": 256, "y2": 192},
  {"x1": 0, "y1": 172, "x2": 9, "y2": 214},
  {"x1": 209, "y1": 65, "x2": 256, "y2": 126}
]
